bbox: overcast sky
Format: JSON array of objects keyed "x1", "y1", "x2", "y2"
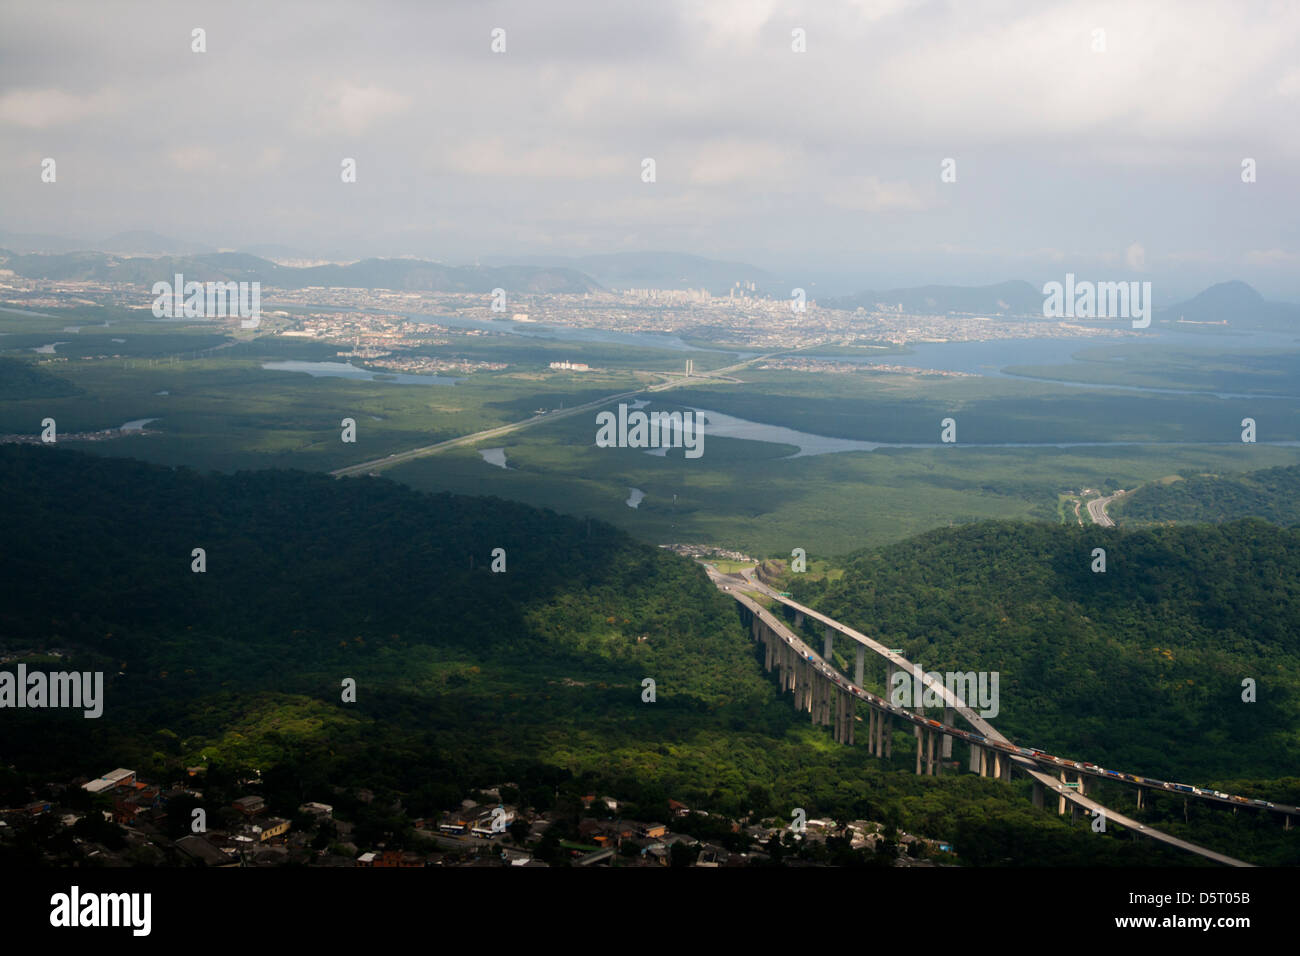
[{"x1": 2, "y1": 0, "x2": 1298, "y2": 298}]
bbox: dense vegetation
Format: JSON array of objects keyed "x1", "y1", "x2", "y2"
[
  {"x1": 1115, "y1": 465, "x2": 1300, "y2": 527},
  {"x1": 789, "y1": 520, "x2": 1300, "y2": 785},
  {"x1": 0, "y1": 357, "x2": 80, "y2": 400},
  {"x1": 0, "y1": 446, "x2": 1224, "y2": 864}
]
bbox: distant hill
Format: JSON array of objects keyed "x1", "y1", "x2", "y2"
[
  {"x1": 791, "y1": 519, "x2": 1300, "y2": 786},
  {"x1": 1114, "y1": 465, "x2": 1300, "y2": 527},
  {"x1": 825, "y1": 280, "x2": 1043, "y2": 315},
  {"x1": 1157, "y1": 280, "x2": 1300, "y2": 331},
  {"x1": 0, "y1": 250, "x2": 602, "y2": 295},
  {"x1": 484, "y1": 251, "x2": 774, "y2": 294}
]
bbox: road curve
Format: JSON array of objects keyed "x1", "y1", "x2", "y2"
[
  {"x1": 713, "y1": 568, "x2": 1254, "y2": 866},
  {"x1": 1086, "y1": 491, "x2": 1123, "y2": 527}
]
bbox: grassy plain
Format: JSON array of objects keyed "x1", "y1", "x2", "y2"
[{"x1": 8, "y1": 304, "x2": 1300, "y2": 557}]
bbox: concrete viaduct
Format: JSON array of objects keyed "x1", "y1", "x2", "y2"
[{"x1": 709, "y1": 567, "x2": 1274, "y2": 867}]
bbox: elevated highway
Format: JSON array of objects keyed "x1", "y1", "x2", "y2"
[{"x1": 709, "y1": 567, "x2": 1273, "y2": 866}]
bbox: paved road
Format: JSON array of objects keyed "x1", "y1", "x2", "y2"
[
  {"x1": 330, "y1": 351, "x2": 786, "y2": 478},
  {"x1": 1086, "y1": 490, "x2": 1124, "y2": 526},
  {"x1": 712, "y1": 568, "x2": 1259, "y2": 866}
]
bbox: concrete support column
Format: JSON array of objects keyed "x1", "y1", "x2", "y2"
[
  {"x1": 942, "y1": 707, "x2": 954, "y2": 758},
  {"x1": 1002, "y1": 754, "x2": 1012, "y2": 782},
  {"x1": 914, "y1": 725, "x2": 923, "y2": 775},
  {"x1": 1136, "y1": 788, "x2": 1144, "y2": 810},
  {"x1": 969, "y1": 743, "x2": 981, "y2": 775},
  {"x1": 1058, "y1": 770, "x2": 1068, "y2": 815},
  {"x1": 993, "y1": 751, "x2": 1002, "y2": 780},
  {"x1": 884, "y1": 714, "x2": 892, "y2": 758},
  {"x1": 824, "y1": 626, "x2": 833, "y2": 664},
  {"x1": 855, "y1": 645, "x2": 865, "y2": 688},
  {"x1": 1032, "y1": 781, "x2": 1044, "y2": 809},
  {"x1": 926, "y1": 730, "x2": 936, "y2": 776}
]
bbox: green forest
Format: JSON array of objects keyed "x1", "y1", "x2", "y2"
[
  {"x1": 1115, "y1": 464, "x2": 1300, "y2": 527},
  {"x1": 786, "y1": 520, "x2": 1300, "y2": 785},
  {"x1": 1, "y1": 445, "x2": 1262, "y2": 864}
]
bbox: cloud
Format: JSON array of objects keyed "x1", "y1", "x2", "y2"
[
  {"x1": 688, "y1": 140, "x2": 795, "y2": 186},
  {"x1": 826, "y1": 175, "x2": 930, "y2": 213},
  {"x1": 302, "y1": 83, "x2": 411, "y2": 136},
  {"x1": 1125, "y1": 242, "x2": 1147, "y2": 271},
  {"x1": 429, "y1": 137, "x2": 624, "y2": 180},
  {"x1": 0, "y1": 88, "x2": 121, "y2": 128},
  {"x1": 1244, "y1": 248, "x2": 1300, "y2": 265},
  {"x1": 168, "y1": 146, "x2": 222, "y2": 173}
]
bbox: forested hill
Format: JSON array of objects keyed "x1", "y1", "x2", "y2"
[
  {"x1": 1113, "y1": 465, "x2": 1300, "y2": 527},
  {"x1": 789, "y1": 520, "x2": 1300, "y2": 783},
  {"x1": 0, "y1": 444, "x2": 760, "y2": 709}
]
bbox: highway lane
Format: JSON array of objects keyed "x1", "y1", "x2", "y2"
[
  {"x1": 330, "y1": 351, "x2": 787, "y2": 478},
  {"x1": 738, "y1": 568, "x2": 1296, "y2": 817},
  {"x1": 711, "y1": 569, "x2": 1258, "y2": 865},
  {"x1": 1085, "y1": 489, "x2": 1124, "y2": 526}
]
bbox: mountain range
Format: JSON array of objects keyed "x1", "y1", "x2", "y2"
[{"x1": 1, "y1": 238, "x2": 1295, "y2": 329}]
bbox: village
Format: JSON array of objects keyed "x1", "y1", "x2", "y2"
[{"x1": 0, "y1": 765, "x2": 956, "y2": 868}]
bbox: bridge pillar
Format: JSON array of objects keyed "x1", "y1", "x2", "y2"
[
  {"x1": 1002, "y1": 754, "x2": 1013, "y2": 782},
  {"x1": 855, "y1": 645, "x2": 865, "y2": 688},
  {"x1": 1078, "y1": 774, "x2": 1088, "y2": 798},
  {"x1": 1058, "y1": 770, "x2": 1068, "y2": 815},
  {"x1": 969, "y1": 743, "x2": 981, "y2": 775},
  {"x1": 942, "y1": 708, "x2": 954, "y2": 757},
  {"x1": 926, "y1": 730, "x2": 937, "y2": 776},
  {"x1": 1136, "y1": 788, "x2": 1144, "y2": 810},
  {"x1": 1032, "y1": 781, "x2": 1044, "y2": 809},
  {"x1": 914, "y1": 725, "x2": 923, "y2": 775},
  {"x1": 884, "y1": 714, "x2": 892, "y2": 759},
  {"x1": 824, "y1": 626, "x2": 833, "y2": 663},
  {"x1": 992, "y1": 751, "x2": 1002, "y2": 780}
]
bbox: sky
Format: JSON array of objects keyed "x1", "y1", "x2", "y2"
[{"x1": 2, "y1": 0, "x2": 1299, "y2": 299}]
